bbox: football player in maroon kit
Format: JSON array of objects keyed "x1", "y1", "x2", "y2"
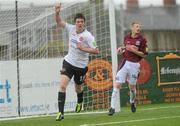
[{"x1": 108, "y1": 21, "x2": 148, "y2": 115}]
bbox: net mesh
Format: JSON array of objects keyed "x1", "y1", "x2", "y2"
[{"x1": 0, "y1": 0, "x2": 117, "y2": 117}]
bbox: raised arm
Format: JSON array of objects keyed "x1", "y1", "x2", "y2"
[{"x1": 55, "y1": 3, "x2": 66, "y2": 28}]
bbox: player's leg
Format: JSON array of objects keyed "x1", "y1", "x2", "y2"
[
  {"x1": 129, "y1": 85, "x2": 136, "y2": 113},
  {"x1": 74, "y1": 84, "x2": 83, "y2": 113},
  {"x1": 74, "y1": 67, "x2": 88, "y2": 113},
  {"x1": 56, "y1": 60, "x2": 73, "y2": 121},
  {"x1": 108, "y1": 61, "x2": 127, "y2": 116},
  {"x1": 108, "y1": 82, "x2": 121, "y2": 116},
  {"x1": 56, "y1": 75, "x2": 70, "y2": 121},
  {"x1": 127, "y1": 61, "x2": 140, "y2": 113}
]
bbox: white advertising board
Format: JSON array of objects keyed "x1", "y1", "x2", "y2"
[
  {"x1": 0, "y1": 58, "x2": 77, "y2": 117},
  {"x1": 0, "y1": 61, "x2": 18, "y2": 118},
  {"x1": 19, "y1": 58, "x2": 77, "y2": 116}
]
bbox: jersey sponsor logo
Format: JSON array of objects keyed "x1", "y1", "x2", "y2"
[
  {"x1": 135, "y1": 40, "x2": 140, "y2": 46},
  {"x1": 70, "y1": 38, "x2": 77, "y2": 44},
  {"x1": 126, "y1": 41, "x2": 130, "y2": 44},
  {"x1": 70, "y1": 34, "x2": 78, "y2": 43}
]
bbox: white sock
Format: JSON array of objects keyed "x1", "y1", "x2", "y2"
[
  {"x1": 130, "y1": 89, "x2": 136, "y2": 104},
  {"x1": 110, "y1": 88, "x2": 118, "y2": 109}
]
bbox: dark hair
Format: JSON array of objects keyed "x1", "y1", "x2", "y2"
[{"x1": 74, "y1": 13, "x2": 86, "y2": 22}]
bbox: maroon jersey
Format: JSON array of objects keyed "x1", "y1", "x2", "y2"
[{"x1": 123, "y1": 33, "x2": 148, "y2": 62}]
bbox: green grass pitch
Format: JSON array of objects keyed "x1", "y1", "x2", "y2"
[{"x1": 0, "y1": 102, "x2": 180, "y2": 126}]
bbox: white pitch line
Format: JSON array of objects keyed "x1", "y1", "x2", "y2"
[
  {"x1": 139, "y1": 105, "x2": 180, "y2": 111},
  {"x1": 1, "y1": 105, "x2": 180, "y2": 121},
  {"x1": 80, "y1": 115, "x2": 180, "y2": 126},
  {"x1": 0, "y1": 111, "x2": 107, "y2": 121}
]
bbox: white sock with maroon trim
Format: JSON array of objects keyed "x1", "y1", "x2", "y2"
[
  {"x1": 110, "y1": 87, "x2": 118, "y2": 109},
  {"x1": 130, "y1": 89, "x2": 136, "y2": 104}
]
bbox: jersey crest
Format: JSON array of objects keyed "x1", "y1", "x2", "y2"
[{"x1": 79, "y1": 36, "x2": 84, "y2": 42}]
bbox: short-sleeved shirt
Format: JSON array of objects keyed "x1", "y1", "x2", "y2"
[
  {"x1": 64, "y1": 23, "x2": 97, "y2": 68},
  {"x1": 123, "y1": 33, "x2": 148, "y2": 62}
]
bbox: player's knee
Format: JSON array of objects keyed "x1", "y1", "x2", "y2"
[
  {"x1": 114, "y1": 82, "x2": 121, "y2": 89},
  {"x1": 129, "y1": 85, "x2": 136, "y2": 91},
  {"x1": 75, "y1": 85, "x2": 82, "y2": 93},
  {"x1": 60, "y1": 84, "x2": 67, "y2": 92}
]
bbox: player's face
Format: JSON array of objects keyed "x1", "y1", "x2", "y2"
[
  {"x1": 75, "y1": 18, "x2": 85, "y2": 33},
  {"x1": 132, "y1": 23, "x2": 141, "y2": 34}
]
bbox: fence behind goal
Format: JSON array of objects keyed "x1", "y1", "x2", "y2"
[{"x1": 0, "y1": 0, "x2": 119, "y2": 118}]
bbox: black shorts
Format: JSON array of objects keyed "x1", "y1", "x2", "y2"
[{"x1": 60, "y1": 60, "x2": 88, "y2": 85}]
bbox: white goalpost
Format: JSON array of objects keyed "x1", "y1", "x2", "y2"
[{"x1": 0, "y1": 0, "x2": 120, "y2": 118}]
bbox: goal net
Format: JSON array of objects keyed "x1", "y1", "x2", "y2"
[{"x1": 0, "y1": 0, "x2": 119, "y2": 117}]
